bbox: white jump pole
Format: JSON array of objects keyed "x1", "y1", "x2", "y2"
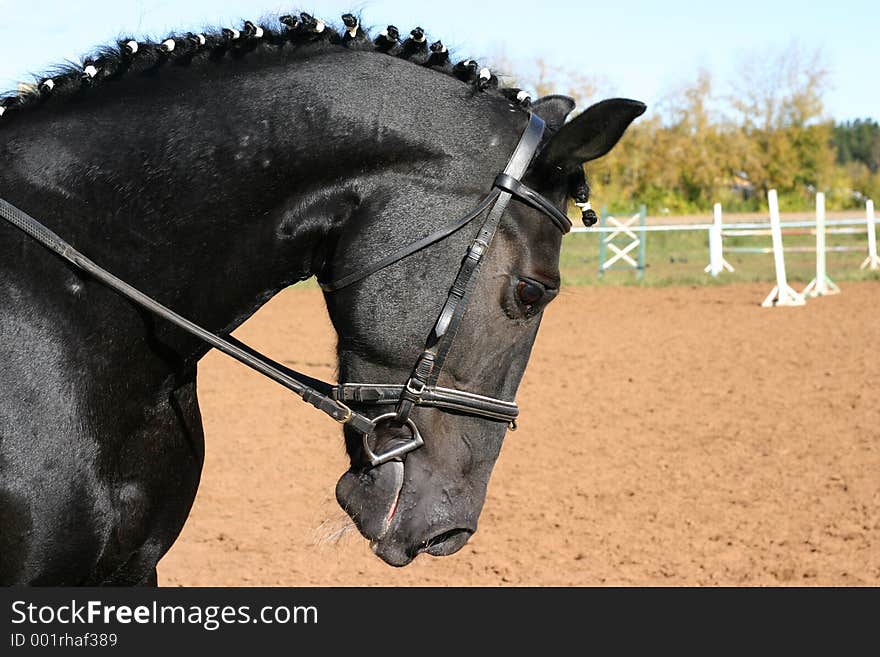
[
  {"x1": 704, "y1": 202, "x2": 734, "y2": 277},
  {"x1": 803, "y1": 192, "x2": 840, "y2": 297},
  {"x1": 761, "y1": 189, "x2": 806, "y2": 307},
  {"x1": 861, "y1": 200, "x2": 880, "y2": 270}
]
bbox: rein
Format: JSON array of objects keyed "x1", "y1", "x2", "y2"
[{"x1": 0, "y1": 113, "x2": 571, "y2": 467}]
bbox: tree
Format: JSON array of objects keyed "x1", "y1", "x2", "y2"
[
  {"x1": 833, "y1": 119, "x2": 880, "y2": 173},
  {"x1": 729, "y1": 41, "x2": 828, "y2": 131},
  {"x1": 727, "y1": 42, "x2": 833, "y2": 200}
]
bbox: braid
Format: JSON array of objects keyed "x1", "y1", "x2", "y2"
[
  {"x1": 571, "y1": 178, "x2": 597, "y2": 227},
  {"x1": 399, "y1": 27, "x2": 429, "y2": 63},
  {"x1": 289, "y1": 13, "x2": 337, "y2": 44},
  {"x1": 477, "y1": 67, "x2": 498, "y2": 91},
  {"x1": 341, "y1": 14, "x2": 368, "y2": 46},
  {"x1": 279, "y1": 14, "x2": 300, "y2": 30},
  {"x1": 374, "y1": 25, "x2": 401, "y2": 53},
  {"x1": 501, "y1": 88, "x2": 532, "y2": 108},
  {"x1": 2, "y1": 12, "x2": 528, "y2": 125},
  {"x1": 425, "y1": 41, "x2": 450, "y2": 70},
  {"x1": 242, "y1": 21, "x2": 265, "y2": 39},
  {"x1": 452, "y1": 59, "x2": 479, "y2": 84}
]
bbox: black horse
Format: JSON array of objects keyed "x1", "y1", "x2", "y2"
[{"x1": 0, "y1": 14, "x2": 644, "y2": 584}]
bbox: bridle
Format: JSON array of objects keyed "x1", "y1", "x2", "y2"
[
  {"x1": 0, "y1": 112, "x2": 571, "y2": 468},
  {"x1": 321, "y1": 113, "x2": 571, "y2": 465}
]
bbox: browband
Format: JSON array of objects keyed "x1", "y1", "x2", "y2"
[{"x1": 493, "y1": 173, "x2": 572, "y2": 233}]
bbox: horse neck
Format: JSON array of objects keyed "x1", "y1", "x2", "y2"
[{"x1": 1, "y1": 51, "x2": 495, "y2": 362}]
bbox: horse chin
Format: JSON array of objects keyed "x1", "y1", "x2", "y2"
[
  {"x1": 335, "y1": 461, "x2": 404, "y2": 542},
  {"x1": 370, "y1": 537, "x2": 414, "y2": 567}
]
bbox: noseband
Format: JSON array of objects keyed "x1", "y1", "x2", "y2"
[{"x1": 0, "y1": 112, "x2": 570, "y2": 468}]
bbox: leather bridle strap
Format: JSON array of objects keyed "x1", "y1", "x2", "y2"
[
  {"x1": 393, "y1": 113, "x2": 549, "y2": 425},
  {"x1": 0, "y1": 197, "x2": 376, "y2": 437},
  {"x1": 319, "y1": 189, "x2": 501, "y2": 293},
  {"x1": 493, "y1": 173, "x2": 572, "y2": 233}
]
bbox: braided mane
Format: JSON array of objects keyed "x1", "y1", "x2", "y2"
[{"x1": 0, "y1": 11, "x2": 532, "y2": 122}]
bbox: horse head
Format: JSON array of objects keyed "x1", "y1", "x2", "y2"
[{"x1": 325, "y1": 94, "x2": 645, "y2": 565}]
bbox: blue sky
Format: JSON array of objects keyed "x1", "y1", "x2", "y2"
[{"x1": 0, "y1": 1, "x2": 876, "y2": 121}]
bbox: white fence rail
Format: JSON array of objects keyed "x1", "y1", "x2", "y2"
[{"x1": 568, "y1": 193, "x2": 878, "y2": 307}]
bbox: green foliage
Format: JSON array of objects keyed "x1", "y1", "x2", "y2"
[
  {"x1": 833, "y1": 119, "x2": 880, "y2": 172},
  {"x1": 586, "y1": 102, "x2": 857, "y2": 214}
]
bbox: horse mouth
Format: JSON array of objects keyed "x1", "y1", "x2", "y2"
[
  {"x1": 335, "y1": 461, "x2": 405, "y2": 541},
  {"x1": 336, "y1": 428, "x2": 477, "y2": 566},
  {"x1": 337, "y1": 460, "x2": 477, "y2": 566}
]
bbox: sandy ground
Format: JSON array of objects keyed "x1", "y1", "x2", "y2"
[{"x1": 160, "y1": 282, "x2": 880, "y2": 586}]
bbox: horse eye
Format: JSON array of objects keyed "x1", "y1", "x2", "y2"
[{"x1": 516, "y1": 280, "x2": 545, "y2": 306}]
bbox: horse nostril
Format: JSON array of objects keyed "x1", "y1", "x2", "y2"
[{"x1": 415, "y1": 528, "x2": 474, "y2": 557}]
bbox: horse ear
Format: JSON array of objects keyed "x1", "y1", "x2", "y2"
[
  {"x1": 538, "y1": 98, "x2": 646, "y2": 168},
  {"x1": 529, "y1": 95, "x2": 576, "y2": 132}
]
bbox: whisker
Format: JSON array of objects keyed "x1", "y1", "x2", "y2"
[{"x1": 312, "y1": 516, "x2": 357, "y2": 545}]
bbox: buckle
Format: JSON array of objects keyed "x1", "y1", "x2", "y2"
[
  {"x1": 468, "y1": 239, "x2": 488, "y2": 257},
  {"x1": 333, "y1": 401, "x2": 353, "y2": 424},
  {"x1": 405, "y1": 378, "x2": 426, "y2": 397}
]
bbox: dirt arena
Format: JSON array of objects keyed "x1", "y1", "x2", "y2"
[{"x1": 160, "y1": 282, "x2": 880, "y2": 586}]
